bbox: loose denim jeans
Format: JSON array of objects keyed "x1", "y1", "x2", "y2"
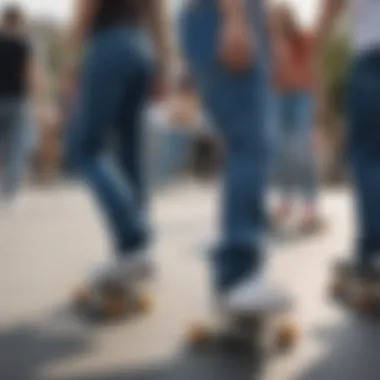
[
  {"x1": 274, "y1": 90, "x2": 317, "y2": 202},
  {"x1": 0, "y1": 100, "x2": 32, "y2": 202},
  {"x1": 348, "y1": 50, "x2": 380, "y2": 264},
  {"x1": 180, "y1": 0, "x2": 270, "y2": 290},
  {"x1": 67, "y1": 27, "x2": 152, "y2": 254}
]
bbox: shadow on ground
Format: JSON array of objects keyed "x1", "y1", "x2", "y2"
[
  {"x1": 0, "y1": 309, "x2": 92, "y2": 380},
  {"x1": 59, "y1": 343, "x2": 264, "y2": 380},
  {"x1": 0, "y1": 307, "x2": 264, "y2": 380},
  {"x1": 295, "y1": 318, "x2": 380, "y2": 380}
]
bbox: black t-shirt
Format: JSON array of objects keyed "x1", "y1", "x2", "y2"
[
  {"x1": 92, "y1": 0, "x2": 146, "y2": 32},
  {"x1": 0, "y1": 32, "x2": 31, "y2": 99}
]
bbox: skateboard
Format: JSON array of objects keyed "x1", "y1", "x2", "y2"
[
  {"x1": 329, "y1": 261, "x2": 380, "y2": 317},
  {"x1": 186, "y1": 303, "x2": 298, "y2": 352},
  {"x1": 73, "y1": 281, "x2": 153, "y2": 321},
  {"x1": 72, "y1": 265, "x2": 155, "y2": 322}
]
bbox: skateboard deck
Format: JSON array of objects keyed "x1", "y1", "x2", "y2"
[
  {"x1": 330, "y1": 262, "x2": 380, "y2": 317},
  {"x1": 187, "y1": 299, "x2": 298, "y2": 352},
  {"x1": 72, "y1": 270, "x2": 154, "y2": 322}
]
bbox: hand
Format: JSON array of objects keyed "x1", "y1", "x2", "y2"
[{"x1": 219, "y1": 15, "x2": 253, "y2": 72}]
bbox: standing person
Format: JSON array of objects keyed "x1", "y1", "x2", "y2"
[
  {"x1": 270, "y1": 5, "x2": 321, "y2": 233},
  {"x1": 315, "y1": 0, "x2": 380, "y2": 273},
  {"x1": 179, "y1": 0, "x2": 291, "y2": 310},
  {"x1": 0, "y1": 5, "x2": 42, "y2": 211},
  {"x1": 65, "y1": 0, "x2": 171, "y2": 309}
]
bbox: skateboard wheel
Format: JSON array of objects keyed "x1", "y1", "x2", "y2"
[
  {"x1": 187, "y1": 323, "x2": 210, "y2": 345},
  {"x1": 137, "y1": 292, "x2": 154, "y2": 314},
  {"x1": 353, "y1": 294, "x2": 375, "y2": 316},
  {"x1": 275, "y1": 321, "x2": 298, "y2": 350},
  {"x1": 104, "y1": 296, "x2": 125, "y2": 318}
]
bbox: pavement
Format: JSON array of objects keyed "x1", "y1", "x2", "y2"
[{"x1": 1, "y1": 181, "x2": 380, "y2": 380}]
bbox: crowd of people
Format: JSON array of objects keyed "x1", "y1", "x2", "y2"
[{"x1": 1, "y1": 0, "x2": 379, "y2": 319}]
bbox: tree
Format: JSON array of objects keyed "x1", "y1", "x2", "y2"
[
  {"x1": 320, "y1": 26, "x2": 349, "y2": 183},
  {"x1": 324, "y1": 34, "x2": 349, "y2": 126}
]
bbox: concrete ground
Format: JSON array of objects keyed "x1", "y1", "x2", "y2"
[{"x1": 1, "y1": 181, "x2": 380, "y2": 380}]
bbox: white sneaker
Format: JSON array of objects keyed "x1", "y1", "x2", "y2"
[
  {"x1": 219, "y1": 274, "x2": 293, "y2": 315},
  {"x1": 89, "y1": 253, "x2": 154, "y2": 287}
]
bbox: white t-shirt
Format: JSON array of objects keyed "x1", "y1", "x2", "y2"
[{"x1": 350, "y1": 0, "x2": 380, "y2": 54}]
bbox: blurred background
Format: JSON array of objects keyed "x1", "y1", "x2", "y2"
[
  {"x1": 0, "y1": 0, "x2": 349, "y2": 187},
  {"x1": 0, "y1": 1, "x2": 370, "y2": 380}
]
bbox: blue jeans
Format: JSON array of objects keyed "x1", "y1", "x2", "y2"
[
  {"x1": 180, "y1": 0, "x2": 270, "y2": 291},
  {"x1": 0, "y1": 100, "x2": 32, "y2": 201},
  {"x1": 273, "y1": 90, "x2": 317, "y2": 202},
  {"x1": 151, "y1": 127, "x2": 191, "y2": 188},
  {"x1": 348, "y1": 50, "x2": 380, "y2": 264},
  {"x1": 67, "y1": 27, "x2": 152, "y2": 254}
]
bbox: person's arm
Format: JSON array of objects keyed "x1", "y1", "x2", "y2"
[
  {"x1": 217, "y1": 0, "x2": 253, "y2": 71},
  {"x1": 145, "y1": 0, "x2": 172, "y2": 72},
  {"x1": 267, "y1": 8, "x2": 290, "y2": 89},
  {"x1": 65, "y1": 0, "x2": 98, "y2": 67},
  {"x1": 144, "y1": 0, "x2": 173, "y2": 100}
]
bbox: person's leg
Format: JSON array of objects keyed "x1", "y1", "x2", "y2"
[
  {"x1": 194, "y1": 68, "x2": 291, "y2": 311},
  {"x1": 0, "y1": 103, "x2": 30, "y2": 206},
  {"x1": 180, "y1": 0, "x2": 291, "y2": 312},
  {"x1": 113, "y1": 61, "x2": 152, "y2": 239},
  {"x1": 347, "y1": 53, "x2": 380, "y2": 266},
  {"x1": 197, "y1": 65, "x2": 268, "y2": 293},
  {"x1": 180, "y1": 8, "x2": 268, "y2": 287},
  {"x1": 0, "y1": 111, "x2": 8, "y2": 201},
  {"x1": 68, "y1": 30, "x2": 149, "y2": 256},
  {"x1": 273, "y1": 93, "x2": 296, "y2": 222},
  {"x1": 292, "y1": 91, "x2": 320, "y2": 229}
]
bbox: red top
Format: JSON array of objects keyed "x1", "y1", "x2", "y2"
[{"x1": 274, "y1": 32, "x2": 314, "y2": 92}]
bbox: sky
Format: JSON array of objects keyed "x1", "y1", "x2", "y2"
[{"x1": 0, "y1": 0, "x2": 319, "y2": 27}]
